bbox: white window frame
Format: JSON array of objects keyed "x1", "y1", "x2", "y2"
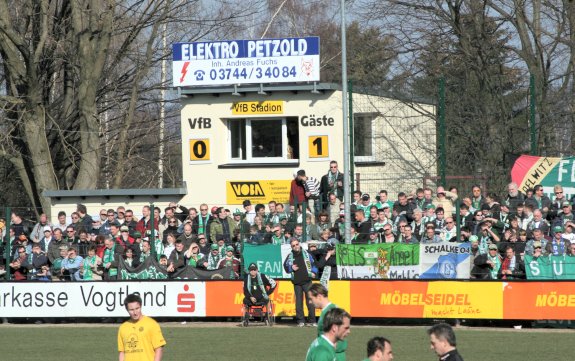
[
  {"x1": 228, "y1": 117, "x2": 298, "y2": 164},
  {"x1": 354, "y1": 113, "x2": 376, "y2": 162}
]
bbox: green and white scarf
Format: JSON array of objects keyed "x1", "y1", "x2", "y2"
[
  {"x1": 320, "y1": 266, "x2": 331, "y2": 289},
  {"x1": 198, "y1": 214, "x2": 210, "y2": 235},
  {"x1": 207, "y1": 252, "x2": 222, "y2": 270},
  {"x1": 247, "y1": 273, "x2": 270, "y2": 300},
  {"x1": 288, "y1": 248, "x2": 312, "y2": 279},
  {"x1": 140, "y1": 251, "x2": 150, "y2": 263},
  {"x1": 103, "y1": 244, "x2": 117, "y2": 277},
  {"x1": 487, "y1": 254, "x2": 501, "y2": 279},
  {"x1": 271, "y1": 234, "x2": 284, "y2": 245},
  {"x1": 82, "y1": 255, "x2": 98, "y2": 280},
  {"x1": 328, "y1": 171, "x2": 340, "y2": 197},
  {"x1": 154, "y1": 239, "x2": 164, "y2": 261}
]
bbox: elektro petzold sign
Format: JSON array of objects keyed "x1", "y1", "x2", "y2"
[
  {"x1": 172, "y1": 37, "x2": 320, "y2": 86},
  {"x1": 511, "y1": 155, "x2": 575, "y2": 199}
]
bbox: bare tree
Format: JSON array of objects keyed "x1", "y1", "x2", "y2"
[
  {"x1": 355, "y1": 0, "x2": 575, "y2": 192},
  {"x1": 0, "y1": 0, "x2": 258, "y2": 215}
]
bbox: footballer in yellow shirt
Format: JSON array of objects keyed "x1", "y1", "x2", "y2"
[{"x1": 118, "y1": 294, "x2": 166, "y2": 361}]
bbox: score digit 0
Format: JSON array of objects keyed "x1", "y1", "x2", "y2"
[
  {"x1": 309, "y1": 135, "x2": 328, "y2": 158},
  {"x1": 190, "y1": 139, "x2": 210, "y2": 161}
]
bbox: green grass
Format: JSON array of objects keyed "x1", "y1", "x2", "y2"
[{"x1": 0, "y1": 323, "x2": 572, "y2": 360}]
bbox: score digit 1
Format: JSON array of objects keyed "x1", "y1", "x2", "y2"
[{"x1": 309, "y1": 135, "x2": 328, "y2": 158}]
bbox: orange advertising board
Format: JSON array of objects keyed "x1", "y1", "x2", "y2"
[
  {"x1": 503, "y1": 282, "x2": 575, "y2": 320},
  {"x1": 349, "y1": 281, "x2": 503, "y2": 319},
  {"x1": 204, "y1": 280, "x2": 575, "y2": 320},
  {"x1": 205, "y1": 280, "x2": 350, "y2": 317}
]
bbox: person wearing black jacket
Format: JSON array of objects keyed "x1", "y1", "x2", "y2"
[
  {"x1": 320, "y1": 161, "x2": 344, "y2": 206},
  {"x1": 168, "y1": 202, "x2": 189, "y2": 223},
  {"x1": 471, "y1": 244, "x2": 501, "y2": 280},
  {"x1": 428, "y1": 323, "x2": 464, "y2": 361},
  {"x1": 167, "y1": 240, "x2": 186, "y2": 276},
  {"x1": 283, "y1": 238, "x2": 317, "y2": 327},
  {"x1": 353, "y1": 209, "x2": 371, "y2": 244},
  {"x1": 243, "y1": 262, "x2": 277, "y2": 307},
  {"x1": 316, "y1": 242, "x2": 338, "y2": 280},
  {"x1": 498, "y1": 246, "x2": 526, "y2": 280}
]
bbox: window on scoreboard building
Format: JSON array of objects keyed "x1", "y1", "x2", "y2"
[
  {"x1": 229, "y1": 117, "x2": 299, "y2": 162},
  {"x1": 354, "y1": 113, "x2": 376, "y2": 162}
]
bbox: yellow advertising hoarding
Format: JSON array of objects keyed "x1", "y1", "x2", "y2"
[{"x1": 226, "y1": 180, "x2": 291, "y2": 204}]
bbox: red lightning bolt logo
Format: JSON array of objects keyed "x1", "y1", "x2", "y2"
[{"x1": 180, "y1": 62, "x2": 190, "y2": 83}]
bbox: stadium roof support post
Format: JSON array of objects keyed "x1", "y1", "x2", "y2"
[
  {"x1": 232, "y1": 84, "x2": 242, "y2": 97},
  {"x1": 311, "y1": 82, "x2": 320, "y2": 94},
  {"x1": 341, "y1": 0, "x2": 352, "y2": 244}
]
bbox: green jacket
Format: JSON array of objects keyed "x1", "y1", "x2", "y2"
[{"x1": 317, "y1": 303, "x2": 348, "y2": 361}]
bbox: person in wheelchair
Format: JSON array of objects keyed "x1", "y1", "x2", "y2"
[{"x1": 243, "y1": 262, "x2": 277, "y2": 311}]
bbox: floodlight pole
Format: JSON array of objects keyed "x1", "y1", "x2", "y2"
[{"x1": 341, "y1": 0, "x2": 351, "y2": 244}]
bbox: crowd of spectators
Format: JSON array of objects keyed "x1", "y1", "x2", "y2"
[{"x1": 1, "y1": 160, "x2": 574, "y2": 282}]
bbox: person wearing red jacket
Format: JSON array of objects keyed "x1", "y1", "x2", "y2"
[{"x1": 289, "y1": 168, "x2": 306, "y2": 207}]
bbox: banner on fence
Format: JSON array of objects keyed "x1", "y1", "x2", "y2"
[
  {"x1": 241, "y1": 243, "x2": 308, "y2": 279},
  {"x1": 119, "y1": 257, "x2": 168, "y2": 280},
  {"x1": 119, "y1": 257, "x2": 234, "y2": 280},
  {"x1": 524, "y1": 255, "x2": 575, "y2": 280},
  {"x1": 336, "y1": 243, "x2": 419, "y2": 279},
  {"x1": 511, "y1": 155, "x2": 575, "y2": 199},
  {"x1": 419, "y1": 242, "x2": 471, "y2": 279}
]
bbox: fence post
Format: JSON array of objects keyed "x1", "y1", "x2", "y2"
[
  {"x1": 348, "y1": 80, "x2": 355, "y2": 193},
  {"x1": 4, "y1": 207, "x2": 11, "y2": 280},
  {"x1": 150, "y1": 203, "x2": 155, "y2": 242},
  {"x1": 438, "y1": 76, "x2": 446, "y2": 187},
  {"x1": 529, "y1": 74, "x2": 537, "y2": 155},
  {"x1": 302, "y1": 200, "x2": 307, "y2": 243},
  {"x1": 455, "y1": 201, "x2": 461, "y2": 241}
]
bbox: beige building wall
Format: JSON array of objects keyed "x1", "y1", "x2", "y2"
[
  {"x1": 43, "y1": 86, "x2": 436, "y2": 221},
  {"x1": 352, "y1": 93, "x2": 437, "y2": 199},
  {"x1": 179, "y1": 87, "x2": 345, "y2": 208}
]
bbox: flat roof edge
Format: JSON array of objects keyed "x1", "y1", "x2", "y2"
[
  {"x1": 42, "y1": 184, "x2": 188, "y2": 198},
  {"x1": 177, "y1": 82, "x2": 341, "y2": 95}
]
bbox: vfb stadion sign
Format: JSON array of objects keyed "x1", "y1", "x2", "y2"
[{"x1": 172, "y1": 37, "x2": 320, "y2": 86}]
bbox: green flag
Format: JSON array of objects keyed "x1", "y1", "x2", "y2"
[
  {"x1": 525, "y1": 255, "x2": 575, "y2": 280},
  {"x1": 242, "y1": 243, "x2": 284, "y2": 277}
]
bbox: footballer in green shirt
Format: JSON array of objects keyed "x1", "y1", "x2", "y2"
[{"x1": 306, "y1": 308, "x2": 351, "y2": 361}]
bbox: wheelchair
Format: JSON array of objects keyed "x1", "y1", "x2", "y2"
[{"x1": 241, "y1": 299, "x2": 275, "y2": 327}]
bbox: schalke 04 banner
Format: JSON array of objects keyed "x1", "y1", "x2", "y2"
[
  {"x1": 172, "y1": 37, "x2": 320, "y2": 86},
  {"x1": 419, "y1": 242, "x2": 471, "y2": 279}
]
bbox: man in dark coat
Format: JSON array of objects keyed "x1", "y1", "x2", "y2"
[{"x1": 428, "y1": 323, "x2": 464, "y2": 361}]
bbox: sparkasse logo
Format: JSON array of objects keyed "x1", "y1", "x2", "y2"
[
  {"x1": 177, "y1": 284, "x2": 196, "y2": 313},
  {"x1": 230, "y1": 182, "x2": 265, "y2": 197}
]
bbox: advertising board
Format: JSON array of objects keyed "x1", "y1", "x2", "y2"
[{"x1": 173, "y1": 37, "x2": 320, "y2": 86}]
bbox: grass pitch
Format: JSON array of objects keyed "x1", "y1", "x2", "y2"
[{"x1": 0, "y1": 322, "x2": 572, "y2": 360}]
